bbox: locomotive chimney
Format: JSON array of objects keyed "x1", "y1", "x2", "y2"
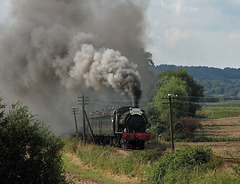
[{"x1": 132, "y1": 101, "x2": 139, "y2": 108}]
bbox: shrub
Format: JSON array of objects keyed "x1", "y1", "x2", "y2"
[
  {"x1": 147, "y1": 146, "x2": 213, "y2": 184},
  {"x1": 0, "y1": 102, "x2": 65, "y2": 184}
]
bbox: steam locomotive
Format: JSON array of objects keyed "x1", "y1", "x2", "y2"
[{"x1": 87, "y1": 106, "x2": 151, "y2": 149}]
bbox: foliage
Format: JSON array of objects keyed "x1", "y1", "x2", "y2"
[
  {"x1": 146, "y1": 69, "x2": 204, "y2": 140},
  {"x1": 147, "y1": 146, "x2": 213, "y2": 184},
  {"x1": 155, "y1": 69, "x2": 204, "y2": 92},
  {"x1": 0, "y1": 101, "x2": 65, "y2": 184},
  {"x1": 63, "y1": 138, "x2": 240, "y2": 184},
  {"x1": 144, "y1": 102, "x2": 164, "y2": 138},
  {"x1": 154, "y1": 76, "x2": 189, "y2": 121},
  {"x1": 154, "y1": 65, "x2": 240, "y2": 97}
]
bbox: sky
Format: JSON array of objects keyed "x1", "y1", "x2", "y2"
[
  {"x1": 0, "y1": 0, "x2": 240, "y2": 69},
  {"x1": 147, "y1": 0, "x2": 240, "y2": 69}
]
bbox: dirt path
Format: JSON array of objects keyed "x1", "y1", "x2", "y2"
[{"x1": 63, "y1": 152, "x2": 142, "y2": 184}]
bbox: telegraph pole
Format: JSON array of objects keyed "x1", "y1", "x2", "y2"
[
  {"x1": 84, "y1": 110, "x2": 96, "y2": 144},
  {"x1": 168, "y1": 94, "x2": 175, "y2": 151},
  {"x1": 70, "y1": 106, "x2": 79, "y2": 136},
  {"x1": 78, "y1": 93, "x2": 89, "y2": 143}
]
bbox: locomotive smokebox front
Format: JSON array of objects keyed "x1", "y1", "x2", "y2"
[{"x1": 124, "y1": 107, "x2": 147, "y2": 132}]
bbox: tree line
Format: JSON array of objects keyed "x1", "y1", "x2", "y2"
[{"x1": 153, "y1": 65, "x2": 240, "y2": 97}]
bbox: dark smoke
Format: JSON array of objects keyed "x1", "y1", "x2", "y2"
[{"x1": 0, "y1": 0, "x2": 150, "y2": 133}]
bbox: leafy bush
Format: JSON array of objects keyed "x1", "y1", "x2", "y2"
[
  {"x1": 0, "y1": 102, "x2": 65, "y2": 183},
  {"x1": 147, "y1": 146, "x2": 213, "y2": 184}
]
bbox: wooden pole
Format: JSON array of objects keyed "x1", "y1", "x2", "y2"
[
  {"x1": 70, "y1": 106, "x2": 79, "y2": 137},
  {"x1": 168, "y1": 94, "x2": 175, "y2": 151},
  {"x1": 82, "y1": 94, "x2": 86, "y2": 143},
  {"x1": 84, "y1": 110, "x2": 96, "y2": 144}
]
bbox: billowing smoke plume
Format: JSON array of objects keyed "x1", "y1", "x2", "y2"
[
  {"x1": 71, "y1": 44, "x2": 141, "y2": 106},
  {"x1": 0, "y1": 0, "x2": 150, "y2": 133},
  {"x1": 52, "y1": 33, "x2": 142, "y2": 107}
]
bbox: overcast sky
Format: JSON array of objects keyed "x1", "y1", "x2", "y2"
[
  {"x1": 1, "y1": 0, "x2": 240, "y2": 69},
  {"x1": 147, "y1": 0, "x2": 240, "y2": 68}
]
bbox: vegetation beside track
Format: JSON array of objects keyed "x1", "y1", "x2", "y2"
[
  {"x1": 63, "y1": 102, "x2": 240, "y2": 183},
  {"x1": 63, "y1": 138, "x2": 160, "y2": 181},
  {"x1": 62, "y1": 152, "x2": 123, "y2": 184},
  {"x1": 63, "y1": 138, "x2": 240, "y2": 184}
]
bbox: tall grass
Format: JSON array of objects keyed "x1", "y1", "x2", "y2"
[
  {"x1": 63, "y1": 138, "x2": 240, "y2": 184},
  {"x1": 63, "y1": 138, "x2": 160, "y2": 178},
  {"x1": 62, "y1": 154, "x2": 122, "y2": 184}
]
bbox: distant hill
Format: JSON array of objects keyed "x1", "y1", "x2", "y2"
[{"x1": 153, "y1": 65, "x2": 240, "y2": 97}]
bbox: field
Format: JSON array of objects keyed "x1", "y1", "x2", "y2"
[
  {"x1": 177, "y1": 116, "x2": 240, "y2": 157},
  {"x1": 175, "y1": 105, "x2": 240, "y2": 157}
]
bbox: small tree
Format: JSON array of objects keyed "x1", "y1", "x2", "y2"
[
  {"x1": 0, "y1": 101, "x2": 65, "y2": 183},
  {"x1": 146, "y1": 69, "x2": 204, "y2": 140}
]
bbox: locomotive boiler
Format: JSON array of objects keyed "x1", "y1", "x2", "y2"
[{"x1": 87, "y1": 106, "x2": 151, "y2": 149}]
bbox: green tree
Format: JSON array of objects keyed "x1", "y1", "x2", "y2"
[
  {"x1": 146, "y1": 69, "x2": 204, "y2": 139},
  {"x1": 154, "y1": 69, "x2": 204, "y2": 117},
  {"x1": 0, "y1": 101, "x2": 65, "y2": 184}
]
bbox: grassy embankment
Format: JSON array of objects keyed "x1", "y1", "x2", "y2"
[
  {"x1": 62, "y1": 151, "x2": 123, "y2": 184},
  {"x1": 62, "y1": 101, "x2": 240, "y2": 183},
  {"x1": 62, "y1": 139, "x2": 165, "y2": 183},
  {"x1": 62, "y1": 138, "x2": 240, "y2": 184}
]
